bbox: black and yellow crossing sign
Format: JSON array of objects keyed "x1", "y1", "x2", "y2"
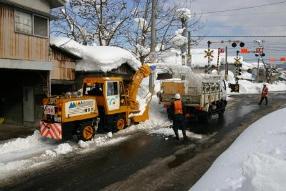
[{"x1": 204, "y1": 49, "x2": 214, "y2": 60}]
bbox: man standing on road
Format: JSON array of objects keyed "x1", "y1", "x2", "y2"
[
  {"x1": 171, "y1": 93, "x2": 187, "y2": 141},
  {"x1": 259, "y1": 83, "x2": 268, "y2": 105}
]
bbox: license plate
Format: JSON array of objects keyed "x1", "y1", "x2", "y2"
[{"x1": 44, "y1": 105, "x2": 55, "y2": 115}]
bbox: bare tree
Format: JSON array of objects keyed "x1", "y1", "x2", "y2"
[
  {"x1": 50, "y1": 0, "x2": 204, "y2": 65},
  {"x1": 51, "y1": 0, "x2": 131, "y2": 46}
]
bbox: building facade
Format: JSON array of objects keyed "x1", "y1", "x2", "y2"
[{"x1": 0, "y1": 0, "x2": 65, "y2": 126}]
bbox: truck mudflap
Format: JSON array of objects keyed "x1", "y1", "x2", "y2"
[{"x1": 40, "y1": 121, "x2": 62, "y2": 140}]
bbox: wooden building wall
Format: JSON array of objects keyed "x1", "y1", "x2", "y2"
[
  {"x1": 50, "y1": 48, "x2": 76, "y2": 81},
  {"x1": 0, "y1": 4, "x2": 49, "y2": 61}
]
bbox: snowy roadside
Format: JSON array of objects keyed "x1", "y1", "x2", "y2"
[
  {"x1": 191, "y1": 108, "x2": 286, "y2": 191},
  {"x1": 0, "y1": 93, "x2": 173, "y2": 182}
]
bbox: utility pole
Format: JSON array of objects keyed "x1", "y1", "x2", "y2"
[
  {"x1": 225, "y1": 46, "x2": 228, "y2": 80},
  {"x1": 254, "y1": 40, "x2": 265, "y2": 82},
  {"x1": 150, "y1": 0, "x2": 157, "y2": 54},
  {"x1": 181, "y1": 18, "x2": 188, "y2": 65},
  {"x1": 149, "y1": 0, "x2": 157, "y2": 94},
  {"x1": 207, "y1": 41, "x2": 211, "y2": 73},
  {"x1": 187, "y1": 31, "x2": 191, "y2": 66}
]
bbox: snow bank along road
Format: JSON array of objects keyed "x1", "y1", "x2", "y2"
[{"x1": 1, "y1": 93, "x2": 286, "y2": 191}]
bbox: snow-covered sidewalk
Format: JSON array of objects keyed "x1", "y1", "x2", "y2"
[{"x1": 191, "y1": 108, "x2": 286, "y2": 191}]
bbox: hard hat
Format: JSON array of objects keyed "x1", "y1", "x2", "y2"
[
  {"x1": 174, "y1": 93, "x2": 181, "y2": 99},
  {"x1": 263, "y1": 83, "x2": 267, "y2": 86}
]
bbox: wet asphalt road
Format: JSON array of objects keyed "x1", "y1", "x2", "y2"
[{"x1": 2, "y1": 93, "x2": 286, "y2": 191}]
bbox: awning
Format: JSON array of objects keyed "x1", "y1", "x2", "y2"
[{"x1": 0, "y1": 59, "x2": 53, "y2": 71}]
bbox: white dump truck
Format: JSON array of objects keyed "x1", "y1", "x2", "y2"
[{"x1": 158, "y1": 72, "x2": 227, "y2": 122}]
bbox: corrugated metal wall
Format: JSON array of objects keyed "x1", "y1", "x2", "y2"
[{"x1": 0, "y1": 4, "x2": 49, "y2": 61}]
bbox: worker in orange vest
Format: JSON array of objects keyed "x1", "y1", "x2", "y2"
[
  {"x1": 171, "y1": 93, "x2": 187, "y2": 141},
  {"x1": 259, "y1": 83, "x2": 268, "y2": 105}
]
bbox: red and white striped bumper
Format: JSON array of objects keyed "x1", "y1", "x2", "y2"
[{"x1": 40, "y1": 121, "x2": 62, "y2": 140}]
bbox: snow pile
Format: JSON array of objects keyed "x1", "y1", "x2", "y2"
[
  {"x1": 50, "y1": 37, "x2": 141, "y2": 72},
  {"x1": 227, "y1": 79, "x2": 286, "y2": 94},
  {"x1": 53, "y1": 143, "x2": 73, "y2": 155},
  {"x1": 0, "y1": 131, "x2": 42, "y2": 155},
  {"x1": 219, "y1": 70, "x2": 286, "y2": 94},
  {"x1": 176, "y1": 8, "x2": 192, "y2": 20},
  {"x1": 240, "y1": 71, "x2": 253, "y2": 80},
  {"x1": 0, "y1": 131, "x2": 56, "y2": 164},
  {"x1": 191, "y1": 108, "x2": 286, "y2": 191},
  {"x1": 241, "y1": 61, "x2": 257, "y2": 70}
]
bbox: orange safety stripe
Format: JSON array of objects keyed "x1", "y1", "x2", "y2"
[
  {"x1": 40, "y1": 121, "x2": 62, "y2": 140},
  {"x1": 174, "y1": 100, "x2": 183, "y2": 114}
]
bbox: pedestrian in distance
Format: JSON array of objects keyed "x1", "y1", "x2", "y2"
[
  {"x1": 259, "y1": 83, "x2": 268, "y2": 105},
  {"x1": 170, "y1": 93, "x2": 188, "y2": 141}
]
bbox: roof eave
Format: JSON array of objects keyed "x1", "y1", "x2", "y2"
[{"x1": 48, "y1": 0, "x2": 66, "y2": 9}]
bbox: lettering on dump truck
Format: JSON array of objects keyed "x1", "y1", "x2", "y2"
[{"x1": 65, "y1": 99, "x2": 96, "y2": 117}]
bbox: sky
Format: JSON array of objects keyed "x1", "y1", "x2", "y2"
[{"x1": 178, "y1": 0, "x2": 286, "y2": 64}]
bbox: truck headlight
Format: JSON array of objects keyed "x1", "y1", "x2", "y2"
[{"x1": 54, "y1": 116, "x2": 61, "y2": 122}]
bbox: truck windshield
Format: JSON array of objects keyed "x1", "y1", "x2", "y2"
[{"x1": 84, "y1": 83, "x2": 103, "y2": 96}]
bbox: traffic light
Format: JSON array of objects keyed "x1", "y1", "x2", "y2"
[
  {"x1": 232, "y1": 42, "x2": 237, "y2": 48},
  {"x1": 240, "y1": 42, "x2": 245, "y2": 47}
]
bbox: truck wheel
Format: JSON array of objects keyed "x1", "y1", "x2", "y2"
[
  {"x1": 206, "y1": 113, "x2": 212, "y2": 123},
  {"x1": 218, "y1": 110, "x2": 225, "y2": 119},
  {"x1": 116, "y1": 118, "x2": 125, "y2": 131},
  {"x1": 78, "y1": 124, "x2": 95, "y2": 141}
]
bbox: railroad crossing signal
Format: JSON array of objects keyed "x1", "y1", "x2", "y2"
[
  {"x1": 204, "y1": 49, "x2": 214, "y2": 60},
  {"x1": 234, "y1": 57, "x2": 241, "y2": 65},
  {"x1": 256, "y1": 48, "x2": 264, "y2": 54},
  {"x1": 218, "y1": 48, "x2": 224, "y2": 54},
  {"x1": 240, "y1": 48, "x2": 249, "y2": 54}
]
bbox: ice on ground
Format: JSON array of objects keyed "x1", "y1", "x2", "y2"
[
  {"x1": 191, "y1": 108, "x2": 286, "y2": 191},
  {"x1": 149, "y1": 127, "x2": 203, "y2": 140}
]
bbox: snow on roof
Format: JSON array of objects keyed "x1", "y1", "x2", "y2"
[{"x1": 50, "y1": 37, "x2": 141, "y2": 72}]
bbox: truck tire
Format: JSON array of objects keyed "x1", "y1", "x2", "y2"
[
  {"x1": 218, "y1": 110, "x2": 225, "y2": 119},
  {"x1": 116, "y1": 117, "x2": 125, "y2": 131},
  {"x1": 199, "y1": 112, "x2": 212, "y2": 123},
  {"x1": 78, "y1": 124, "x2": 95, "y2": 141}
]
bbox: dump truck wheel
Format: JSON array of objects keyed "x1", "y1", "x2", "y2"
[
  {"x1": 218, "y1": 110, "x2": 225, "y2": 119},
  {"x1": 116, "y1": 118, "x2": 125, "y2": 131},
  {"x1": 79, "y1": 124, "x2": 95, "y2": 141}
]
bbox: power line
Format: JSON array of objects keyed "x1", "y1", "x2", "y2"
[
  {"x1": 206, "y1": 25, "x2": 286, "y2": 28},
  {"x1": 205, "y1": 10, "x2": 285, "y2": 17},
  {"x1": 201, "y1": 0, "x2": 286, "y2": 15},
  {"x1": 192, "y1": 35, "x2": 286, "y2": 38}
]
